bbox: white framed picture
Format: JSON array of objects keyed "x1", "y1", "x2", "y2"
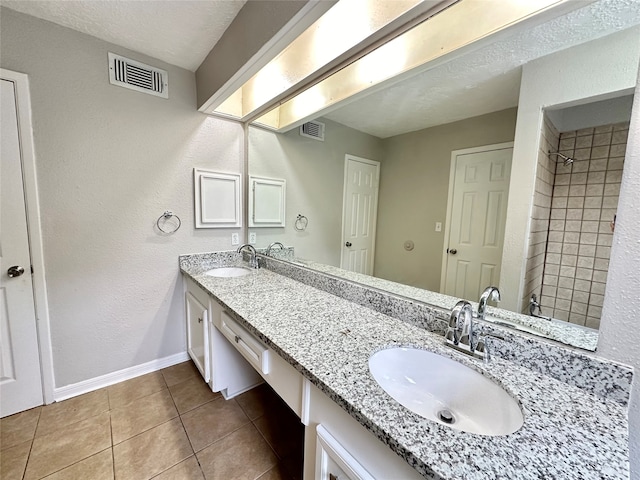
[
  {"x1": 249, "y1": 176, "x2": 286, "y2": 228},
  {"x1": 194, "y1": 169, "x2": 242, "y2": 229}
]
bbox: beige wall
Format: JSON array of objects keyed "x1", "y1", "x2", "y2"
[
  {"x1": 248, "y1": 119, "x2": 383, "y2": 265},
  {"x1": 374, "y1": 108, "x2": 517, "y2": 291},
  {"x1": 1, "y1": 8, "x2": 244, "y2": 388}
]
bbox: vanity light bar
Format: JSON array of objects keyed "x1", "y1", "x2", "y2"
[
  {"x1": 214, "y1": 0, "x2": 458, "y2": 121},
  {"x1": 253, "y1": 0, "x2": 585, "y2": 132}
]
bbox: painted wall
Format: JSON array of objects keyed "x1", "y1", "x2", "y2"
[
  {"x1": 501, "y1": 27, "x2": 640, "y2": 312},
  {"x1": 599, "y1": 70, "x2": 640, "y2": 480},
  {"x1": 501, "y1": 26, "x2": 640, "y2": 478},
  {"x1": 248, "y1": 119, "x2": 383, "y2": 265},
  {"x1": 375, "y1": 108, "x2": 517, "y2": 291},
  {"x1": 0, "y1": 8, "x2": 244, "y2": 388}
]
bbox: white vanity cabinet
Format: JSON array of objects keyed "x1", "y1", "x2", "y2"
[
  {"x1": 183, "y1": 276, "x2": 262, "y2": 398},
  {"x1": 304, "y1": 382, "x2": 423, "y2": 480},
  {"x1": 185, "y1": 286, "x2": 210, "y2": 383}
]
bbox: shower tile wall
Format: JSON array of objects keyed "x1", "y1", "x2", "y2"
[
  {"x1": 522, "y1": 116, "x2": 558, "y2": 313},
  {"x1": 539, "y1": 122, "x2": 628, "y2": 329}
]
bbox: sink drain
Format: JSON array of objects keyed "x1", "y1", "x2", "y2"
[{"x1": 437, "y1": 409, "x2": 455, "y2": 424}]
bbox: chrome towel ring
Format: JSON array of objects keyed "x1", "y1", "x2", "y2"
[
  {"x1": 157, "y1": 211, "x2": 181, "y2": 234},
  {"x1": 294, "y1": 214, "x2": 308, "y2": 231}
]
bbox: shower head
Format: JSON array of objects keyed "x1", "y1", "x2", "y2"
[{"x1": 548, "y1": 151, "x2": 575, "y2": 166}]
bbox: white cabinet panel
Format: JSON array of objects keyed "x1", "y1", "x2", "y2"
[
  {"x1": 185, "y1": 291, "x2": 209, "y2": 383},
  {"x1": 316, "y1": 425, "x2": 374, "y2": 480}
]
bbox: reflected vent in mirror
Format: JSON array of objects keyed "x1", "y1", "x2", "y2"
[
  {"x1": 108, "y1": 53, "x2": 168, "y2": 99},
  {"x1": 300, "y1": 121, "x2": 325, "y2": 141}
]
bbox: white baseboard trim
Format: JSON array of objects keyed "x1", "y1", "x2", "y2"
[{"x1": 53, "y1": 351, "x2": 190, "y2": 402}]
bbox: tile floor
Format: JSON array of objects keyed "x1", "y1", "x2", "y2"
[{"x1": 0, "y1": 361, "x2": 304, "y2": 480}]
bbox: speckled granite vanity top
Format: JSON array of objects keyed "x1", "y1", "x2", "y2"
[{"x1": 180, "y1": 253, "x2": 630, "y2": 480}]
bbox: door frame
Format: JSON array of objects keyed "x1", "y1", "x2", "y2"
[
  {"x1": 1, "y1": 68, "x2": 55, "y2": 405},
  {"x1": 340, "y1": 154, "x2": 380, "y2": 274},
  {"x1": 439, "y1": 141, "x2": 514, "y2": 293}
]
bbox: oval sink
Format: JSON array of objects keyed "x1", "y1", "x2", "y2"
[
  {"x1": 205, "y1": 267, "x2": 252, "y2": 278},
  {"x1": 368, "y1": 347, "x2": 523, "y2": 436}
]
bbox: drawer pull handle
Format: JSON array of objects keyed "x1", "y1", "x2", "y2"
[
  {"x1": 198, "y1": 317, "x2": 203, "y2": 323},
  {"x1": 234, "y1": 335, "x2": 240, "y2": 343},
  {"x1": 329, "y1": 474, "x2": 338, "y2": 480}
]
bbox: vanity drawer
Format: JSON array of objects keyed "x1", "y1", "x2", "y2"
[{"x1": 219, "y1": 311, "x2": 270, "y2": 375}]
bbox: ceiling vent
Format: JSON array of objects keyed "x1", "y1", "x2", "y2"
[
  {"x1": 300, "y1": 121, "x2": 325, "y2": 141},
  {"x1": 108, "y1": 53, "x2": 168, "y2": 99}
]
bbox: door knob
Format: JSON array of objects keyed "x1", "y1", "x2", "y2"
[
  {"x1": 345, "y1": 242, "x2": 352, "y2": 247},
  {"x1": 7, "y1": 266, "x2": 25, "y2": 278},
  {"x1": 448, "y1": 248, "x2": 457, "y2": 255}
]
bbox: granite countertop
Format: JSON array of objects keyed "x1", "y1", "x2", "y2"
[
  {"x1": 180, "y1": 257, "x2": 629, "y2": 480},
  {"x1": 292, "y1": 258, "x2": 599, "y2": 351}
]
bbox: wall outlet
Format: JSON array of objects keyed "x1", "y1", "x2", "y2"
[
  {"x1": 249, "y1": 232, "x2": 257, "y2": 244},
  {"x1": 435, "y1": 222, "x2": 442, "y2": 232},
  {"x1": 231, "y1": 233, "x2": 239, "y2": 245}
]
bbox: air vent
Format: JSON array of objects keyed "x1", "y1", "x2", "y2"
[
  {"x1": 300, "y1": 121, "x2": 325, "y2": 141},
  {"x1": 108, "y1": 53, "x2": 168, "y2": 99}
]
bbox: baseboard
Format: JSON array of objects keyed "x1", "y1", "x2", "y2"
[{"x1": 53, "y1": 351, "x2": 190, "y2": 402}]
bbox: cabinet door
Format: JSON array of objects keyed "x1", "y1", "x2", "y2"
[
  {"x1": 316, "y1": 425, "x2": 374, "y2": 480},
  {"x1": 186, "y1": 291, "x2": 210, "y2": 383}
]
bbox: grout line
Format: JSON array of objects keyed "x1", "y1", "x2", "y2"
[
  {"x1": 19, "y1": 408, "x2": 41, "y2": 480},
  {"x1": 109, "y1": 406, "x2": 116, "y2": 480}
]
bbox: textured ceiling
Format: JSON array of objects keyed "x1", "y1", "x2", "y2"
[
  {"x1": 324, "y1": 0, "x2": 640, "y2": 138},
  {"x1": 0, "y1": 0, "x2": 246, "y2": 71}
]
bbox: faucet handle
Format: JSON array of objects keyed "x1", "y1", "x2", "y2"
[{"x1": 478, "y1": 333, "x2": 505, "y2": 363}]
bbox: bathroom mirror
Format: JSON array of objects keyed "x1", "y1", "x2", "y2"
[{"x1": 247, "y1": 1, "x2": 640, "y2": 351}]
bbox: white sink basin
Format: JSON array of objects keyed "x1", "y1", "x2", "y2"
[
  {"x1": 204, "y1": 267, "x2": 252, "y2": 278},
  {"x1": 368, "y1": 347, "x2": 523, "y2": 436}
]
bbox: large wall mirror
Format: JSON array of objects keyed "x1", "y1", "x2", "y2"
[{"x1": 248, "y1": 1, "x2": 640, "y2": 351}]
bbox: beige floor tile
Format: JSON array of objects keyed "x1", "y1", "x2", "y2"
[
  {"x1": 111, "y1": 389, "x2": 178, "y2": 444},
  {"x1": 181, "y1": 398, "x2": 250, "y2": 452},
  {"x1": 37, "y1": 389, "x2": 109, "y2": 437},
  {"x1": 235, "y1": 384, "x2": 282, "y2": 421},
  {"x1": 152, "y1": 455, "x2": 204, "y2": 480},
  {"x1": 253, "y1": 408, "x2": 304, "y2": 459},
  {"x1": 0, "y1": 440, "x2": 32, "y2": 480},
  {"x1": 24, "y1": 412, "x2": 111, "y2": 480},
  {"x1": 196, "y1": 423, "x2": 277, "y2": 480},
  {"x1": 41, "y1": 448, "x2": 113, "y2": 480},
  {"x1": 168, "y1": 376, "x2": 220, "y2": 414},
  {"x1": 113, "y1": 418, "x2": 193, "y2": 480},
  {"x1": 107, "y1": 372, "x2": 167, "y2": 409},
  {"x1": 0, "y1": 407, "x2": 40, "y2": 450},
  {"x1": 161, "y1": 361, "x2": 200, "y2": 387}
]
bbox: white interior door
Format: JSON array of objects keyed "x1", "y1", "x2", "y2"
[
  {"x1": 443, "y1": 145, "x2": 512, "y2": 300},
  {"x1": 340, "y1": 155, "x2": 380, "y2": 275},
  {"x1": 1, "y1": 78, "x2": 43, "y2": 417}
]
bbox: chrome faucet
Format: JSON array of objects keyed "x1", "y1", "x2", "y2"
[
  {"x1": 265, "y1": 241, "x2": 284, "y2": 257},
  {"x1": 237, "y1": 244, "x2": 259, "y2": 269},
  {"x1": 445, "y1": 300, "x2": 484, "y2": 359},
  {"x1": 476, "y1": 286, "x2": 501, "y2": 321},
  {"x1": 529, "y1": 294, "x2": 552, "y2": 321}
]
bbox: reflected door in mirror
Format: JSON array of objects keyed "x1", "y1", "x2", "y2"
[
  {"x1": 341, "y1": 155, "x2": 380, "y2": 275},
  {"x1": 443, "y1": 146, "x2": 512, "y2": 300}
]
